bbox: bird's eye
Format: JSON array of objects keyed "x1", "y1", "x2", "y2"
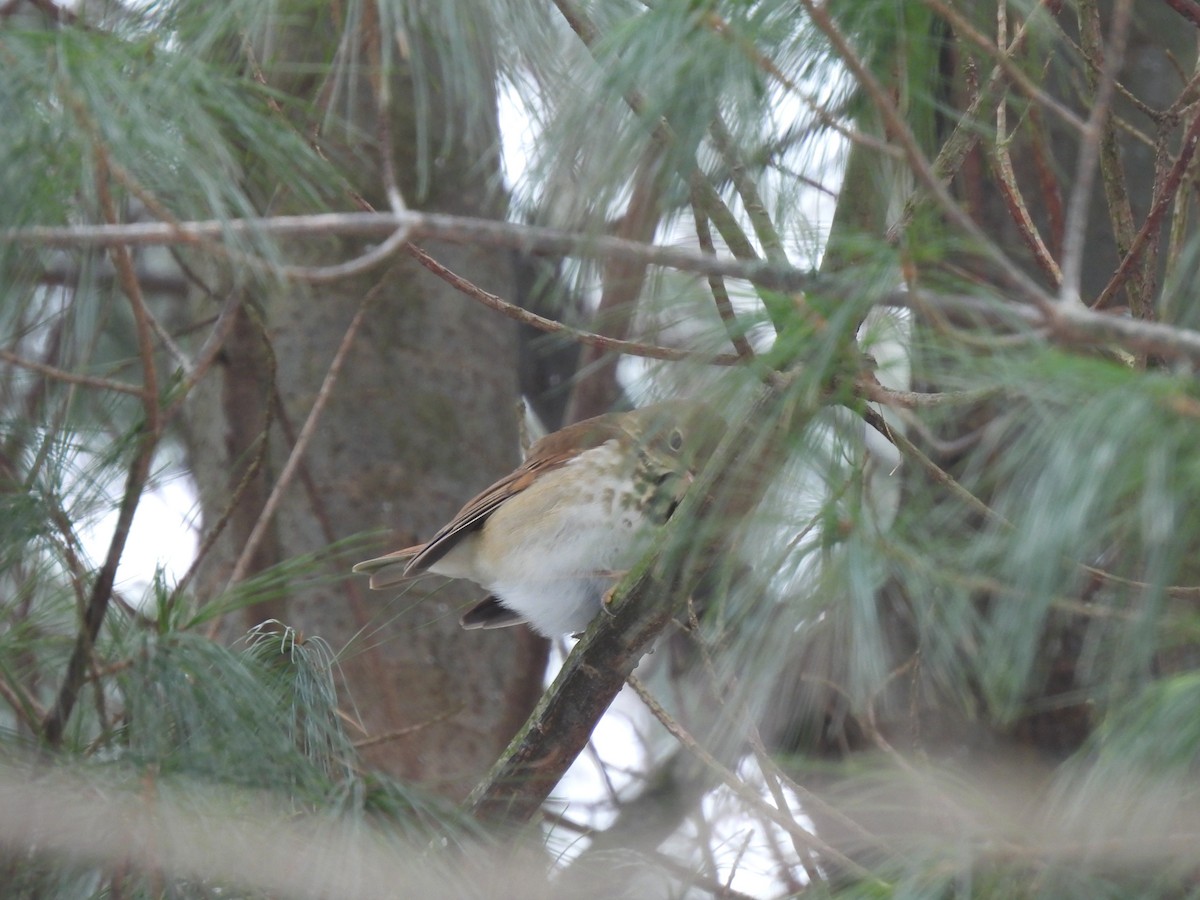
[{"x1": 668, "y1": 428, "x2": 684, "y2": 452}]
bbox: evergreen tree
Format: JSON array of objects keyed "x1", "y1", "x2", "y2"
[{"x1": 2, "y1": 0, "x2": 1199, "y2": 896}]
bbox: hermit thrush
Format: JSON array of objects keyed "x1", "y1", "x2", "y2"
[{"x1": 352, "y1": 401, "x2": 724, "y2": 636}]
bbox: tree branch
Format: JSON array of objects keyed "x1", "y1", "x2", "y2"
[
  {"x1": 223, "y1": 286, "x2": 378, "y2": 590},
  {"x1": 15, "y1": 211, "x2": 1200, "y2": 367},
  {"x1": 692, "y1": 198, "x2": 757, "y2": 362},
  {"x1": 1059, "y1": 0, "x2": 1135, "y2": 306},
  {"x1": 3, "y1": 210, "x2": 811, "y2": 291},
  {"x1": 1093, "y1": 104, "x2": 1200, "y2": 309},
  {"x1": 41, "y1": 147, "x2": 163, "y2": 747},
  {"x1": 0, "y1": 348, "x2": 144, "y2": 396},
  {"x1": 801, "y1": 0, "x2": 1057, "y2": 312},
  {"x1": 406, "y1": 243, "x2": 740, "y2": 366},
  {"x1": 565, "y1": 140, "x2": 666, "y2": 422}
]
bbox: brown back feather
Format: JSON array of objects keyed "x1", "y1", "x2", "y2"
[{"x1": 403, "y1": 413, "x2": 628, "y2": 574}]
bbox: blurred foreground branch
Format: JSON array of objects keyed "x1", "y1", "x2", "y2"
[{"x1": 12, "y1": 212, "x2": 1200, "y2": 367}]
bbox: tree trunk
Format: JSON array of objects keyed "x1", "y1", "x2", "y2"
[{"x1": 178, "y1": 4, "x2": 547, "y2": 800}]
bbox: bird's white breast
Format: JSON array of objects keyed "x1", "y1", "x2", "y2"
[{"x1": 428, "y1": 440, "x2": 651, "y2": 635}]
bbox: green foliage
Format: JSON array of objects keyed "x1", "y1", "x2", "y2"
[
  {"x1": 0, "y1": 22, "x2": 342, "y2": 240},
  {"x1": 4, "y1": 0, "x2": 1200, "y2": 895}
]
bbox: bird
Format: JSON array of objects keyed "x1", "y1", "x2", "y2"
[{"x1": 352, "y1": 401, "x2": 724, "y2": 637}]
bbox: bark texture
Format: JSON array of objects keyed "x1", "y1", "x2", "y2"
[{"x1": 179, "y1": 5, "x2": 547, "y2": 800}]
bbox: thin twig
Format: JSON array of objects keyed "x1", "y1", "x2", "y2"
[
  {"x1": 799, "y1": 0, "x2": 1057, "y2": 312},
  {"x1": 681, "y1": 602, "x2": 889, "y2": 864},
  {"x1": 352, "y1": 704, "x2": 465, "y2": 750},
  {"x1": 0, "y1": 674, "x2": 43, "y2": 732},
  {"x1": 642, "y1": 848, "x2": 762, "y2": 900},
  {"x1": 692, "y1": 198, "x2": 757, "y2": 362},
  {"x1": 1077, "y1": 0, "x2": 1145, "y2": 314},
  {"x1": 861, "y1": 407, "x2": 1005, "y2": 527},
  {"x1": 405, "y1": 243, "x2": 740, "y2": 366},
  {"x1": 627, "y1": 674, "x2": 873, "y2": 881},
  {"x1": 0, "y1": 348, "x2": 144, "y2": 396},
  {"x1": 225, "y1": 286, "x2": 380, "y2": 589},
  {"x1": 990, "y1": 7, "x2": 1062, "y2": 287},
  {"x1": 276, "y1": 226, "x2": 415, "y2": 283},
  {"x1": 551, "y1": 0, "x2": 796, "y2": 333},
  {"x1": 42, "y1": 145, "x2": 163, "y2": 747},
  {"x1": 1059, "y1": 0, "x2": 1135, "y2": 306},
  {"x1": 1027, "y1": 106, "x2": 1067, "y2": 258},
  {"x1": 991, "y1": 133, "x2": 1063, "y2": 288},
  {"x1": 708, "y1": 112, "x2": 789, "y2": 267},
  {"x1": 857, "y1": 378, "x2": 998, "y2": 409},
  {"x1": 921, "y1": 0, "x2": 1086, "y2": 132},
  {"x1": 865, "y1": 406, "x2": 1200, "y2": 603},
  {"x1": 1092, "y1": 105, "x2": 1200, "y2": 309},
  {"x1": 162, "y1": 291, "x2": 244, "y2": 422},
  {"x1": 170, "y1": 414, "x2": 270, "y2": 614},
  {"x1": 895, "y1": 0, "x2": 1056, "y2": 232},
  {"x1": 566, "y1": 140, "x2": 667, "y2": 422},
  {"x1": 699, "y1": 9, "x2": 904, "y2": 159}
]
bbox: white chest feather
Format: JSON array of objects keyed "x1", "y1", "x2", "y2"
[{"x1": 428, "y1": 441, "x2": 654, "y2": 635}]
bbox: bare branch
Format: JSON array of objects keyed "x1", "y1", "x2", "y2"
[
  {"x1": 627, "y1": 674, "x2": 872, "y2": 880},
  {"x1": 224, "y1": 286, "x2": 379, "y2": 589},
  {"x1": 406, "y1": 244, "x2": 740, "y2": 366},
  {"x1": 566, "y1": 140, "x2": 666, "y2": 422},
  {"x1": 42, "y1": 145, "x2": 163, "y2": 747},
  {"x1": 799, "y1": 0, "x2": 1057, "y2": 311},
  {"x1": 16, "y1": 210, "x2": 1200, "y2": 367},
  {"x1": 921, "y1": 0, "x2": 1086, "y2": 133},
  {"x1": 3, "y1": 210, "x2": 811, "y2": 291},
  {"x1": 1059, "y1": 0, "x2": 1135, "y2": 306},
  {"x1": 896, "y1": 0, "x2": 1059, "y2": 233},
  {"x1": 0, "y1": 348, "x2": 144, "y2": 397},
  {"x1": 692, "y1": 198, "x2": 757, "y2": 362},
  {"x1": 1076, "y1": 0, "x2": 1144, "y2": 314},
  {"x1": 988, "y1": 7, "x2": 1062, "y2": 288},
  {"x1": 1093, "y1": 106, "x2": 1200, "y2": 309},
  {"x1": 708, "y1": 112, "x2": 790, "y2": 267}
]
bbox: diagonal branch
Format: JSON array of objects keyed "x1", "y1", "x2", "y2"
[
  {"x1": 626, "y1": 674, "x2": 871, "y2": 881},
  {"x1": 41, "y1": 148, "x2": 163, "y2": 748},
  {"x1": 0, "y1": 348, "x2": 145, "y2": 397},
  {"x1": 989, "y1": 8, "x2": 1062, "y2": 288},
  {"x1": 800, "y1": 0, "x2": 1056, "y2": 313},
  {"x1": 566, "y1": 141, "x2": 666, "y2": 422},
  {"x1": 1093, "y1": 105, "x2": 1200, "y2": 310},
  {"x1": 550, "y1": 0, "x2": 795, "y2": 333},
  {"x1": 1076, "y1": 0, "x2": 1143, "y2": 313},
  {"x1": 692, "y1": 198, "x2": 757, "y2": 362},
  {"x1": 406, "y1": 243, "x2": 740, "y2": 366},
  {"x1": 224, "y1": 286, "x2": 379, "y2": 590}
]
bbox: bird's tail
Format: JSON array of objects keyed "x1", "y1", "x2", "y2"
[{"x1": 351, "y1": 545, "x2": 423, "y2": 590}]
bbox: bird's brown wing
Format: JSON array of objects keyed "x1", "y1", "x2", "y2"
[{"x1": 405, "y1": 415, "x2": 625, "y2": 574}]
